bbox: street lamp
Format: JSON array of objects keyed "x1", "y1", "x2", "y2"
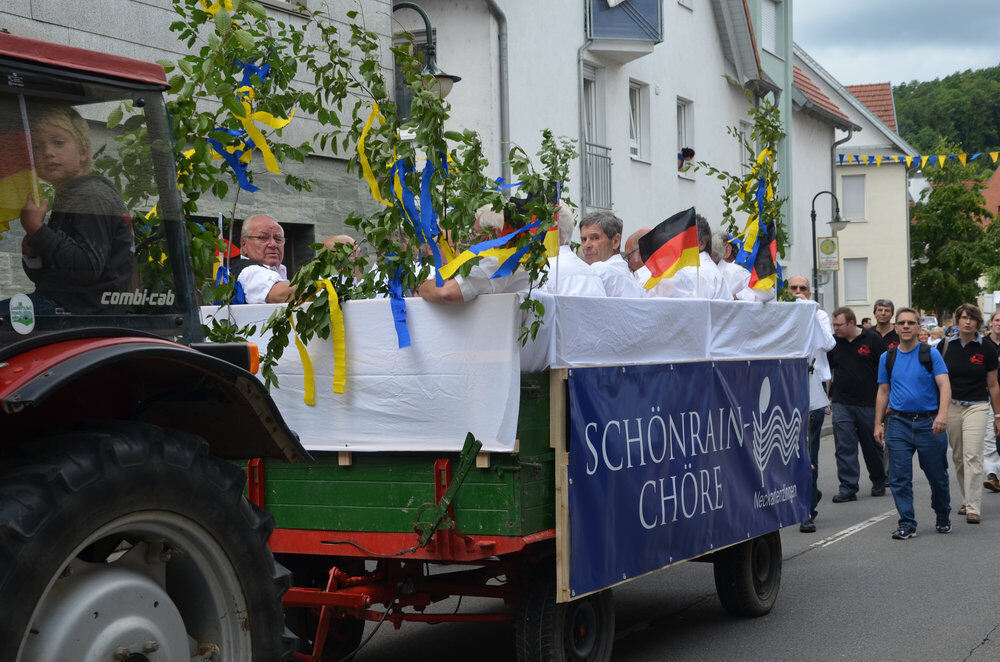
[
  {"x1": 810, "y1": 190, "x2": 844, "y2": 298},
  {"x1": 392, "y1": 2, "x2": 462, "y2": 99}
]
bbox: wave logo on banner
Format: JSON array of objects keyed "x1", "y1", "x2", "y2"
[{"x1": 751, "y1": 377, "x2": 802, "y2": 487}]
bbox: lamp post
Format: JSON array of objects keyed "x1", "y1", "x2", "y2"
[
  {"x1": 810, "y1": 190, "x2": 845, "y2": 304},
  {"x1": 392, "y1": 2, "x2": 461, "y2": 99}
]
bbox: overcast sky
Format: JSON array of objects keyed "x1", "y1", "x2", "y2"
[{"x1": 794, "y1": 0, "x2": 1000, "y2": 86}]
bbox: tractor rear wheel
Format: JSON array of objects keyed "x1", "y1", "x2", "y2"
[{"x1": 0, "y1": 422, "x2": 295, "y2": 661}]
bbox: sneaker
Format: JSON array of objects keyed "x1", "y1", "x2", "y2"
[
  {"x1": 871, "y1": 484, "x2": 886, "y2": 497},
  {"x1": 935, "y1": 519, "x2": 951, "y2": 533},
  {"x1": 832, "y1": 492, "x2": 858, "y2": 503},
  {"x1": 985, "y1": 474, "x2": 1000, "y2": 493},
  {"x1": 799, "y1": 519, "x2": 817, "y2": 533},
  {"x1": 891, "y1": 526, "x2": 917, "y2": 540}
]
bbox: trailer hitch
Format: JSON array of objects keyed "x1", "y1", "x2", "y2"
[{"x1": 412, "y1": 433, "x2": 483, "y2": 546}]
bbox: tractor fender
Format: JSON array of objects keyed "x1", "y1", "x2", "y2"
[{"x1": 0, "y1": 337, "x2": 309, "y2": 462}]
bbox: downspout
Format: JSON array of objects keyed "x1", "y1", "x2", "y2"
[
  {"x1": 830, "y1": 127, "x2": 853, "y2": 310},
  {"x1": 484, "y1": 1, "x2": 511, "y2": 184},
  {"x1": 577, "y1": 37, "x2": 592, "y2": 211}
]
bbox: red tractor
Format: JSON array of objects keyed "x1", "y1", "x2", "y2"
[{"x1": 0, "y1": 33, "x2": 304, "y2": 661}]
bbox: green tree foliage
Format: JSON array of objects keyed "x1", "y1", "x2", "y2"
[
  {"x1": 910, "y1": 141, "x2": 993, "y2": 316},
  {"x1": 895, "y1": 66, "x2": 1000, "y2": 155}
]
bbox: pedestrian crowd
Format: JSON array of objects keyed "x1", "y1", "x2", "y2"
[{"x1": 800, "y1": 294, "x2": 1000, "y2": 540}]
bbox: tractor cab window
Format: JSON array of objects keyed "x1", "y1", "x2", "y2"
[{"x1": 0, "y1": 65, "x2": 189, "y2": 348}]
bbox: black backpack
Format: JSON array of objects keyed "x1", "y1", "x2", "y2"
[{"x1": 884, "y1": 341, "x2": 945, "y2": 382}]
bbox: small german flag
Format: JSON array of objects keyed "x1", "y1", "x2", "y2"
[
  {"x1": 0, "y1": 130, "x2": 35, "y2": 231},
  {"x1": 749, "y1": 221, "x2": 778, "y2": 290},
  {"x1": 638, "y1": 207, "x2": 700, "y2": 290}
]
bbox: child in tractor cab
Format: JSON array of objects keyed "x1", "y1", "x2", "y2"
[{"x1": 5, "y1": 102, "x2": 133, "y2": 315}]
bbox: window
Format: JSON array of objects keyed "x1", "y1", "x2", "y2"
[
  {"x1": 844, "y1": 258, "x2": 868, "y2": 303},
  {"x1": 761, "y1": 0, "x2": 778, "y2": 54},
  {"x1": 677, "y1": 97, "x2": 693, "y2": 171},
  {"x1": 628, "y1": 83, "x2": 641, "y2": 157},
  {"x1": 584, "y1": 77, "x2": 597, "y2": 145},
  {"x1": 842, "y1": 174, "x2": 866, "y2": 220},
  {"x1": 628, "y1": 81, "x2": 650, "y2": 160}
]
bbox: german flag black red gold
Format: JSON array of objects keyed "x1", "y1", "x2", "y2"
[
  {"x1": 638, "y1": 207, "x2": 700, "y2": 289},
  {"x1": 749, "y1": 221, "x2": 778, "y2": 290}
]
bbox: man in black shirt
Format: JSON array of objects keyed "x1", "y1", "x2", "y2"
[
  {"x1": 873, "y1": 299, "x2": 899, "y2": 349},
  {"x1": 827, "y1": 306, "x2": 889, "y2": 501}
]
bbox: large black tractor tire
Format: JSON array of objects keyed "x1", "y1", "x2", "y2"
[
  {"x1": 712, "y1": 530, "x2": 782, "y2": 617},
  {"x1": 515, "y1": 561, "x2": 614, "y2": 662},
  {"x1": 0, "y1": 421, "x2": 296, "y2": 661}
]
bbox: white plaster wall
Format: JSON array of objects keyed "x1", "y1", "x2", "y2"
[
  {"x1": 834, "y1": 162, "x2": 912, "y2": 321},
  {"x1": 789, "y1": 110, "x2": 836, "y2": 310}
]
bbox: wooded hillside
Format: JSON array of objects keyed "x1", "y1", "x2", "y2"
[{"x1": 894, "y1": 65, "x2": 1000, "y2": 155}]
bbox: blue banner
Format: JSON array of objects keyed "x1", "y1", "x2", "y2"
[{"x1": 567, "y1": 359, "x2": 811, "y2": 598}]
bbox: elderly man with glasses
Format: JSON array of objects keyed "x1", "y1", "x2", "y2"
[{"x1": 232, "y1": 213, "x2": 354, "y2": 304}]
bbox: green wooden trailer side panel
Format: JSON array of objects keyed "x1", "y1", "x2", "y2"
[{"x1": 262, "y1": 373, "x2": 556, "y2": 536}]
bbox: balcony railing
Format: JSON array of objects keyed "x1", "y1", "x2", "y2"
[{"x1": 584, "y1": 142, "x2": 613, "y2": 211}]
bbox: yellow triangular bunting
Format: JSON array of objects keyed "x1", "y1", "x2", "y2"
[
  {"x1": 921, "y1": 155, "x2": 929, "y2": 168},
  {"x1": 938, "y1": 154, "x2": 946, "y2": 167},
  {"x1": 958, "y1": 154, "x2": 967, "y2": 166},
  {"x1": 905, "y1": 156, "x2": 914, "y2": 167},
  {"x1": 875, "y1": 156, "x2": 883, "y2": 167},
  {"x1": 992, "y1": 152, "x2": 999, "y2": 163}
]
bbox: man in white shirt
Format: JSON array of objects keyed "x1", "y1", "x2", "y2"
[
  {"x1": 639, "y1": 214, "x2": 729, "y2": 300},
  {"x1": 418, "y1": 203, "x2": 604, "y2": 304},
  {"x1": 788, "y1": 274, "x2": 837, "y2": 532},
  {"x1": 581, "y1": 211, "x2": 645, "y2": 298},
  {"x1": 232, "y1": 213, "x2": 355, "y2": 304}
]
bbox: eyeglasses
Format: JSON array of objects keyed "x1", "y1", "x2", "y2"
[
  {"x1": 624, "y1": 248, "x2": 640, "y2": 259},
  {"x1": 896, "y1": 320, "x2": 918, "y2": 327},
  {"x1": 832, "y1": 322, "x2": 846, "y2": 328},
  {"x1": 245, "y1": 234, "x2": 285, "y2": 245}
]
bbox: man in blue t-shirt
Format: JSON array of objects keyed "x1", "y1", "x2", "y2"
[{"x1": 874, "y1": 307, "x2": 952, "y2": 539}]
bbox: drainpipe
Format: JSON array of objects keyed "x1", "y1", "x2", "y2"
[
  {"x1": 830, "y1": 127, "x2": 853, "y2": 310},
  {"x1": 577, "y1": 38, "x2": 592, "y2": 212},
  {"x1": 483, "y1": 1, "x2": 511, "y2": 184}
]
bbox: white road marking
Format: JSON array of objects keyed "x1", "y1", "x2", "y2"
[{"x1": 809, "y1": 510, "x2": 897, "y2": 548}]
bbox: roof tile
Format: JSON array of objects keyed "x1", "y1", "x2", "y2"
[
  {"x1": 793, "y1": 66, "x2": 850, "y2": 123},
  {"x1": 845, "y1": 82, "x2": 897, "y2": 132}
]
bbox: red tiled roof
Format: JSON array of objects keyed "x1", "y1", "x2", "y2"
[
  {"x1": 981, "y1": 166, "x2": 1000, "y2": 222},
  {"x1": 793, "y1": 66, "x2": 850, "y2": 123},
  {"x1": 845, "y1": 83, "x2": 897, "y2": 132}
]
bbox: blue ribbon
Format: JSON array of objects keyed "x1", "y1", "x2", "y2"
[
  {"x1": 236, "y1": 60, "x2": 271, "y2": 93},
  {"x1": 419, "y1": 156, "x2": 445, "y2": 286},
  {"x1": 492, "y1": 177, "x2": 524, "y2": 191},
  {"x1": 207, "y1": 137, "x2": 259, "y2": 192},
  {"x1": 735, "y1": 178, "x2": 767, "y2": 270},
  {"x1": 386, "y1": 256, "x2": 411, "y2": 349}
]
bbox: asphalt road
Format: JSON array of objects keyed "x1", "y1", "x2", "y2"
[{"x1": 346, "y1": 425, "x2": 1000, "y2": 661}]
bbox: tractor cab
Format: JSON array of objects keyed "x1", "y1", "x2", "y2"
[{"x1": 0, "y1": 33, "x2": 199, "y2": 353}]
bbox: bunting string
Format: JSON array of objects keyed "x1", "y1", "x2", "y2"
[{"x1": 837, "y1": 151, "x2": 1000, "y2": 168}]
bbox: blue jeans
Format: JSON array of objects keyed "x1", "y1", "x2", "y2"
[
  {"x1": 885, "y1": 414, "x2": 951, "y2": 530},
  {"x1": 832, "y1": 402, "x2": 888, "y2": 494},
  {"x1": 807, "y1": 407, "x2": 826, "y2": 519}
]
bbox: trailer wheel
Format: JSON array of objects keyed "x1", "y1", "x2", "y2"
[
  {"x1": 0, "y1": 422, "x2": 295, "y2": 662},
  {"x1": 515, "y1": 562, "x2": 614, "y2": 662},
  {"x1": 712, "y1": 531, "x2": 782, "y2": 617}
]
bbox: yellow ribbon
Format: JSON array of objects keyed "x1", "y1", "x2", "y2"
[
  {"x1": 231, "y1": 100, "x2": 294, "y2": 175},
  {"x1": 318, "y1": 279, "x2": 346, "y2": 395},
  {"x1": 290, "y1": 317, "x2": 316, "y2": 406},
  {"x1": 358, "y1": 104, "x2": 393, "y2": 207},
  {"x1": 198, "y1": 0, "x2": 233, "y2": 14}
]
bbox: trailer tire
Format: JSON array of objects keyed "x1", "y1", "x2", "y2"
[
  {"x1": 515, "y1": 562, "x2": 614, "y2": 662},
  {"x1": 0, "y1": 421, "x2": 296, "y2": 662},
  {"x1": 712, "y1": 531, "x2": 782, "y2": 617}
]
